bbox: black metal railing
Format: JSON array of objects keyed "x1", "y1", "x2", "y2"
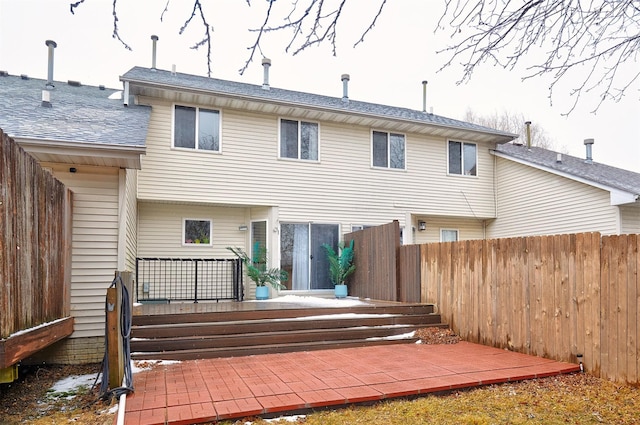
[{"x1": 135, "y1": 258, "x2": 243, "y2": 303}]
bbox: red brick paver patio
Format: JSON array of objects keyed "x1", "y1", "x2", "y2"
[{"x1": 124, "y1": 342, "x2": 580, "y2": 425}]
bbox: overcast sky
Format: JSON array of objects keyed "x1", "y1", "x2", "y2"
[{"x1": 1, "y1": 0, "x2": 638, "y2": 172}]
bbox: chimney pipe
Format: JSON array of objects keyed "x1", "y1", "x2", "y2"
[
  {"x1": 584, "y1": 138, "x2": 594, "y2": 163},
  {"x1": 525, "y1": 121, "x2": 532, "y2": 149},
  {"x1": 341, "y1": 74, "x2": 350, "y2": 103},
  {"x1": 262, "y1": 58, "x2": 271, "y2": 90},
  {"x1": 151, "y1": 35, "x2": 159, "y2": 70},
  {"x1": 422, "y1": 80, "x2": 428, "y2": 113},
  {"x1": 45, "y1": 40, "x2": 57, "y2": 89}
]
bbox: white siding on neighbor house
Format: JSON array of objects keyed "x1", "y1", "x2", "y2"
[
  {"x1": 620, "y1": 204, "x2": 640, "y2": 234},
  {"x1": 44, "y1": 163, "x2": 120, "y2": 339},
  {"x1": 136, "y1": 100, "x2": 499, "y2": 230},
  {"x1": 413, "y1": 216, "x2": 486, "y2": 244},
  {"x1": 488, "y1": 157, "x2": 619, "y2": 238},
  {"x1": 124, "y1": 169, "x2": 138, "y2": 272}
]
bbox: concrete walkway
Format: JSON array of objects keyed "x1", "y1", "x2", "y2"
[{"x1": 124, "y1": 342, "x2": 580, "y2": 425}]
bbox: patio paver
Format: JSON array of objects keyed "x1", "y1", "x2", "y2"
[{"x1": 124, "y1": 341, "x2": 580, "y2": 424}]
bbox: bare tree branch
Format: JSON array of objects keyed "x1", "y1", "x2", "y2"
[
  {"x1": 437, "y1": 0, "x2": 640, "y2": 114},
  {"x1": 70, "y1": 0, "x2": 131, "y2": 51},
  {"x1": 464, "y1": 108, "x2": 557, "y2": 149},
  {"x1": 179, "y1": 1, "x2": 213, "y2": 77},
  {"x1": 353, "y1": 0, "x2": 388, "y2": 48}
]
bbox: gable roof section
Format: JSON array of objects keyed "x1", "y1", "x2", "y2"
[
  {"x1": 493, "y1": 143, "x2": 640, "y2": 205},
  {"x1": 121, "y1": 66, "x2": 517, "y2": 144},
  {"x1": 0, "y1": 73, "x2": 150, "y2": 168}
]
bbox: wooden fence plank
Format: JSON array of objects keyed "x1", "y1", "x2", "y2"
[
  {"x1": 625, "y1": 234, "x2": 637, "y2": 383},
  {"x1": 0, "y1": 129, "x2": 71, "y2": 342}
]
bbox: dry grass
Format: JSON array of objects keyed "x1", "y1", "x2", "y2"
[{"x1": 223, "y1": 373, "x2": 640, "y2": 425}]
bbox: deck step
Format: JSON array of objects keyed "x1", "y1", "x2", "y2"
[
  {"x1": 131, "y1": 337, "x2": 422, "y2": 361},
  {"x1": 130, "y1": 302, "x2": 446, "y2": 360}
]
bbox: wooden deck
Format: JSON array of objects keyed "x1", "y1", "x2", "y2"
[
  {"x1": 130, "y1": 297, "x2": 444, "y2": 360},
  {"x1": 132, "y1": 297, "x2": 413, "y2": 316},
  {"x1": 0, "y1": 317, "x2": 74, "y2": 369}
]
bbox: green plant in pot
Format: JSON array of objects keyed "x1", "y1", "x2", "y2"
[
  {"x1": 322, "y1": 239, "x2": 355, "y2": 298},
  {"x1": 228, "y1": 242, "x2": 287, "y2": 300}
]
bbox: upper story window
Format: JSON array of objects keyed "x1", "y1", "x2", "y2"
[
  {"x1": 280, "y1": 119, "x2": 319, "y2": 160},
  {"x1": 372, "y1": 131, "x2": 405, "y2": 169},
  {"x1": 448, "y1": 141, "x2": 477, "y2": 176},
  {"x1": 174, "y1": 105, "x2": 220, "y2": 151}
]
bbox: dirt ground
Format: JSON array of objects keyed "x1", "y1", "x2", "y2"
[{"x1": 0, "y1": 363, "x2": 116, "y2": 425}]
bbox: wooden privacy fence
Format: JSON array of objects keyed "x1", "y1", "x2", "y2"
[
  {"x1": 0, "y1": 128, "x2": 73, "y2": 340},
  {"x1": 418, "y1": 232, "x2": 640, "y2": 384},
  {"x1": 346, "y1": 221, "x2": 400, "y2": 301}
]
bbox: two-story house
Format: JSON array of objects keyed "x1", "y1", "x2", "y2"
[
  {"x1": 2, "y1": 57, "x2": 638, "y2": 364},
  {"x1": 119, "y1": 65, "x2": 515, "y2": 299}
]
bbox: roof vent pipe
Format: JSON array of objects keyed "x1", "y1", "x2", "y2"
[
  {"x1": 422, "y1": 80, "x2": 428, "y2": 113},
  {"x1": 556, "y1": 153, "x2": 562, "y2": 163},
  {"x1": 341, "y1": 74, "x2": 350, "y2": 103},
  {"x1": 262, "y1": 58, "x2": 271, "y2": 90},
  {"x1": 45, "y1": 40, "x2": 57, "y2": 89},
  {"x1": 525, "y1": 121, "x2": 532, "y2": 150},
  {"x1": 151, "y1": 35, "x2": 159, "y2": 70},
  {"x1": 584, "y1": 138, "x2": 594, "y2": 163}
]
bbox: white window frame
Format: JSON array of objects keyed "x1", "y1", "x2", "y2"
[
  {"x1": 440, "y1": 228, "x2": 459, "y2": 242},
  {"x1": 182, "y1": 218, "x2": 213, "y2": 246},
  {"x1": 447, "y1": 140, "x2": 477, "y2": 176},
  {"x1": 278, "y1": 118, "x2": 320, "y2": 161},
  {"x1": 172, "y1": 104, "x2": 222, "y2": 152},
  {"x1": 371, "y1": 130, "x2": 406, "y2": 170}
]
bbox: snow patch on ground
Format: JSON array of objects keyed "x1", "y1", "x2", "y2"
[
  {"x1": 244, "y1": 415, "x2": 307, "y2": 424},
  {"x1": 49, "y1": 373, "x2": 98, "y2": 395},
  {"x1": 365, "y1": 331, "x2": 416, "y2": 341},
  {"x1": 249, "y1": 295, "x2": 371, "y2": 307}
]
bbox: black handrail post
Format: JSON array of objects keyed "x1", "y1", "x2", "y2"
[
  {"x1": 135, "y1": 258, "x2": 139, "y2": 303},
  {"x1": 194, "y1": 259, "x2": 199, "y2": 303}
]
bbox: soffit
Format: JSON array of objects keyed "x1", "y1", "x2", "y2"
[{"x1": 132, "y1": 85, "x2": 512, "y2": 144}]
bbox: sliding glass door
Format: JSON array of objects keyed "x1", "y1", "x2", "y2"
[{"x1": 280, "y1": 223, "x2": 339, "y2": 290}]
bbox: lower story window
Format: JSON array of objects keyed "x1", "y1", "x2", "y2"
[
  {"x1": 183, "y1": 219, "x2": 212, "y2": 245},
  {"x1": 440, "y1": 229, "x2": 459, "y2": 242}
]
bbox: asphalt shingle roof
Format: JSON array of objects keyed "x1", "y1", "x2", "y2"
[
  {"x1": 0, "y1": 73, "x2": 150, "y2": 147},
  {"x1": 121, "y1": 66, "x2": 515, "y2": 140},
  {"x1": 495, "y1": 143, "x2": 640, "y2": 196}
]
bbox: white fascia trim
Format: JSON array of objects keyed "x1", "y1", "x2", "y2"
[
  {"x1": 14, "y1": 136, "x2": 146, "y2": 154},
  {"x1": 492, "y1": 150, "x2": 638, "y2": 206}
]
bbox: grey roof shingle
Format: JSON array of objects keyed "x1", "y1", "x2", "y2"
[
  {"x1": 121, "y1": 66, "x2": 516, "y2": 140},
  {"x1": 495, "y1": 143, "x2": 640, "y2": 196},
  {"x1": 0, "y1": 74, "x2": 150, "y2": 147}
]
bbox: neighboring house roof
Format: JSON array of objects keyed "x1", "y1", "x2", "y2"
[
  {"x1": 0, "y1": 73, "x2": 150, "y2": 168},
  {"x1": 493, "y1": 143, "x2": 640, "y2": 205},
  {"x1": 121, "y1": 66, "x2": 517, "y2": 144}
]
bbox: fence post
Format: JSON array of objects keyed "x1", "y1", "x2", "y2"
[{"x1": 106, "y1": 282, "x2": 123, "y2": 389}]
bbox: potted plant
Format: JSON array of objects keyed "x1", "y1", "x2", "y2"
[
  {"x1": 322, "y1": 239, "x2": 356, "y2": 298},
  {"x1": 227, "y1": 242, "x2": 287, "y2": 300}
]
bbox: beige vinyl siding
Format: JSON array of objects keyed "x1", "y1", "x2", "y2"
[
  {"x1": 414, "y1": 217, "x2": 485, "y2": 244},
  {"x1": 44, "y1": 163, "x2": 119, "y2": 338},
  {"x1": 137, "y1": 202, "x2": 248, "y2": 258},
  {"x1": 137, "y1": 102, "x2": 498, "y2": 229},
  {"x1": 620, "y1": 204, "x2": 640, "y2": 234},
  {"x1": 124, "y1": 169, "x2": 138, "y2": 271},
  {"x1": 488, "y1": 157, "x2": 619, "y2": 238}
]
